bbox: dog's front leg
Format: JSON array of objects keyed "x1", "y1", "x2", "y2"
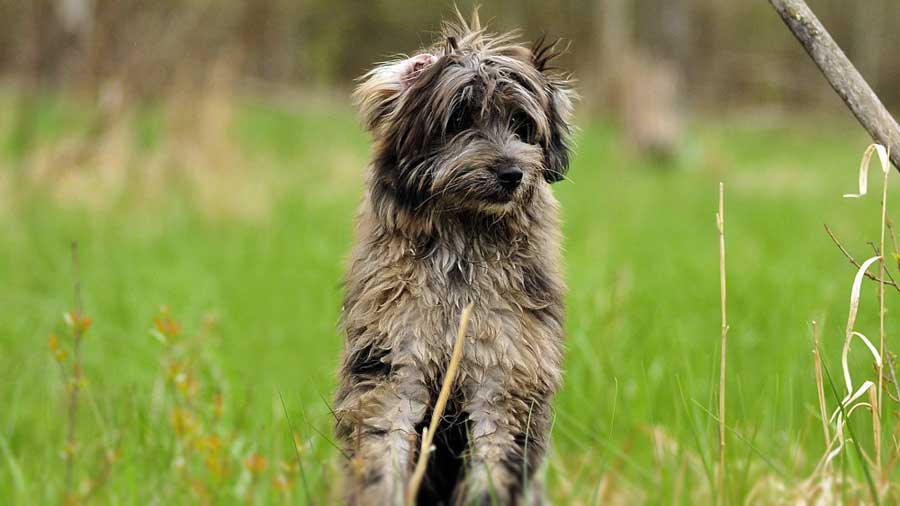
[
  {"x1": 336, "y1": 364, "x2": 430, "y2": 506},
  {"x1": 457, "y1": 376, "x2": 551, "y2": 506}
]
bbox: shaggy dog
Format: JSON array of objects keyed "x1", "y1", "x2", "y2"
[{"x1": 334, "y1": 12, "x2": 574, "y2": 506}]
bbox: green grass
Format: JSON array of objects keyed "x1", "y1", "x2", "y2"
[{"x1": 1, "y1": 93, "x2": 897, "y2": 504}]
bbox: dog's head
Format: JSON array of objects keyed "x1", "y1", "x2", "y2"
[{"x1": 354, "y1": 12, "x2": 574, "y2": 219}]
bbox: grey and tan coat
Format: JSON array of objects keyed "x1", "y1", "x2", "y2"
[{"x1": 334, "y1": 12, "x2": 574, "y2": 506}]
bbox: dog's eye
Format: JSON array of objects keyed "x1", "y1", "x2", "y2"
[
  {"x1": 446, "y1": 106, "x2": 472, "y2": 136},
  {"x1": 511, "y1": 112, "x2": 537, "y2": 144}
]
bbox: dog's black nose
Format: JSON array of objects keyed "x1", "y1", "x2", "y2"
[{"x1": 497, "y1": 165, "x2": 523, "y2": 189}]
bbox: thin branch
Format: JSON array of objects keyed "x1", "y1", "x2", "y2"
[
  {"x1": 769, "y1": 0, "x2": 900, "y2": 172},
  {"x1": 866, "y1": 242, "x2": 900, "y2": 289},
  {"x1": 824, "y1": 224, "x2": 900, "y2": 292}
]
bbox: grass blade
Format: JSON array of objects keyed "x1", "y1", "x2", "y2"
[{"x1": 279, "y1": 391, "x2": 313, "y2": 506}]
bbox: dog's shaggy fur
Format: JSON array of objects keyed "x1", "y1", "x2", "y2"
[{"x1": 334, "y1": 12, "x2": 574, "y2": 506}]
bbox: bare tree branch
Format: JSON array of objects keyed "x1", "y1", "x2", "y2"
[
  {"x1": 824, "y1": 224, "x2": 900, "y2": 292},
  {"x1": 769, "y1": 0, "x2": 900, "y2": 172}
]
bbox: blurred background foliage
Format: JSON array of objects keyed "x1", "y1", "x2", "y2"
[
  {"x1": 3, "y1": 0, "x2": 900, "y2": 106},
  {"x1": 3, "y1": 0, "x2": 900, "y2": 165}
]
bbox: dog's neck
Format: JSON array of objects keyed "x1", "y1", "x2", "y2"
[
  {"x1": 363, "y1": 182, "x2": 555, "y2": 266},
  {"x1": 415, "y1": 211, "x2": 528, "y2": 261}
]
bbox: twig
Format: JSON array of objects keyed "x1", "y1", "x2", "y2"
[
  {"x1": 405, "y1": 303, "x2": 473, "y2": 506},
  {"x1": 866, "y1": 242, "x2": 900, "y2": 289},
  {"x1": 824, "y1": 224, "x2": 900, "y2": 292},
  {"x1": 715, "y1": 183, "x2": 728, "y2": 505},
  {"x1": 811, "y1": 321, "x2": 830, "y2": 448},
  {"x1": 769, "y1": 0, "x2": 900, "y2": 172}
]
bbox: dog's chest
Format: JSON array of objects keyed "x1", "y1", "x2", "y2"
[
  {"x1": 398, "y1": 242, "x2": 561, "y2": 377},
  {"x1": 343, "y1": 217, "x2": 564, "y2": 389}
]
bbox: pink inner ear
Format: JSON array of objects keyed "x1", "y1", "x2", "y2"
[{"x1": 401, "y1": 53, "x2": 437, "y2": 88}]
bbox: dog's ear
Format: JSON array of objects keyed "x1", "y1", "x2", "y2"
[
  {"x1": 541, "y1": 85, "x2": 574, "y2": 183},
  {"x1": 532, "y1": 37, "x2": 575, "y2": 183},
  {"x1": 354, "y1": 54, "x2": 436, "y2": 133},
  {"x1": 353, "y1": 62, "x2": 405, "y2": 133}
]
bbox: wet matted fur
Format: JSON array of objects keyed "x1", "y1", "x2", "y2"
[{"x1": 334, "y1": 11, "x2": 574, "y2": 506}]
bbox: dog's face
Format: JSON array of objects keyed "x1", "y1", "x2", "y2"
[{"x1": 354, "y1": 16, "x2": 574, "y2": 217}]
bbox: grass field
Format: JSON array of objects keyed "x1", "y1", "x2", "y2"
[{"x1": 2, "y1": 92, "x2": 899, "y2": 504}]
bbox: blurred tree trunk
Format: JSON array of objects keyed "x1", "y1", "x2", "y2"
[
  {"x1": 852, "y1": 0, "x2": 884, "y2": 92},
  {"x1": 596, "y1": 0, "x2": 627, "y2": 110},
  {"x1": 8, "y1": 0, "x2": 59, "y2": 163},
  {"x1": 599, "y1": 0, "x2": 684, "y2": 160},
  {"x1": 657, "y1": 0, "x2": 691, "y2": 75}
]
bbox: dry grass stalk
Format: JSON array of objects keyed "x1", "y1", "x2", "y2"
[
  {"x1": 868, "y1": 387, "x2": 882, "y2": 478},
  {"x1": 803, "y1": 144, "x2": 896, "y2": 506},
  {"x1": 876, "y1": 148, "x2": 890, "y2": 476},
  {"x1": 820, "y1": 256, "x2": 881, "y2": 470},
  {"x1": 843, "y1": 143, "x2": 891, "y2": 480},
  {"x1": 812, "y1": 321, "x2": 831, "y2": 448},
  {"x1": 405, "y1": 303, "x2": 474, "y2": 506},
  {"x1": 20, "y1": 65, "x2": 271, "y2": 220},
  {"x1": 715, "y1": 182, "x2": 728, "y2": 505}
]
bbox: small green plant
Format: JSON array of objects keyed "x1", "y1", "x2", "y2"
[
  {"x1": 150, "y1": 307, "x2": 307, "y2": 504},
  {"x1": 49, "y1": 243, "x2": 120, "y2": 505}
]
